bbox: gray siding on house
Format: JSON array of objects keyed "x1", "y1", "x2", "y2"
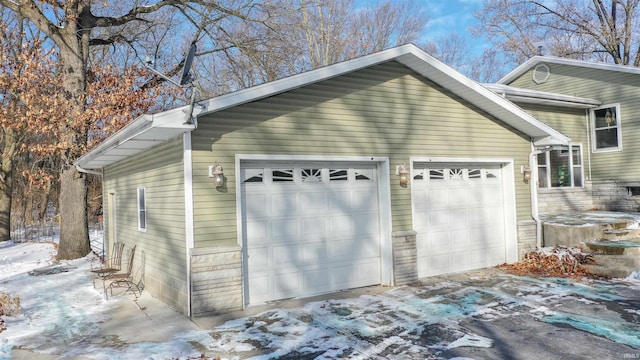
[
  {"x1": 103, "y1": 139, "x2": 188, "y2": 314},
  {"x1": 191, "y1": 61, "x2": 533, "y2": 249},
  {"x1": 506, "y1": 63, "x2": 640, "y2": 181}
]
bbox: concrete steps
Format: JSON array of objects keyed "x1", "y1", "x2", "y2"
[
  {"x1": 583, "y1": 240, "x2": 640, "y2": 278},
  {"x1": 540, "y1": 212, "x2": 640, "y2": 278}
]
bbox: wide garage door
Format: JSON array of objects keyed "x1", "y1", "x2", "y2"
[
  {"x1": 412, "y1": 162, "x2": 509, "y2": 278},
  {"x1": 241, "y1": 161, "x2": 381, "y2": 305}
]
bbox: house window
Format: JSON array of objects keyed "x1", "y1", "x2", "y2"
[
  {"x1": 537, "y1": 145, "x2": 583, "y2": 188},
  {"x1": 137, "y1": 187, "x2": 146, "y2": 231},
  {"x1": 592, "y1": 104, "x2": 622, "y2": 152}
]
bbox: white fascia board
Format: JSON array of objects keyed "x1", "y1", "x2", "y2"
[
  {"x1": 484, "y1": 83, "x2": 601, "y2": 108},
  {"x1": 532, "y1": 135, "x2": 569, "y2": 147},
  {"x1": 498, "y1": 56, "x2": 640, "y2": 84}
]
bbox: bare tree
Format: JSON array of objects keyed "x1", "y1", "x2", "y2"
[
  {"x1": 199, "y1": 0, "x2": 429, "y2": 94},
  {"x1": 473, "y1": 0, "x2": 640, "y2": 66},
  {"x1": 0, "y1": 0, "x2": 276, "y2": 259}
]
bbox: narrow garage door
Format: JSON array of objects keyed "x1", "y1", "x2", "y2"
[
  {"x1": 412, "y1": 162, "x2": 508, "y2": 278},
  {"x1": 241, "y1": 162, "x2": 381, "y2": 305}
]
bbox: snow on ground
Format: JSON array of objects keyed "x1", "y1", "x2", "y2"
[{"x1": 2, "y1": 240, "x2": 640, "y2": 359}]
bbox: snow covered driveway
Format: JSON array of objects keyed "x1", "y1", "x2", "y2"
[
  {"x1": 2, "y1": 241, "x2": 640, "y2": 359},
  {"x1": 205, "y1": 271, "x2": 640, "y2": 359}
]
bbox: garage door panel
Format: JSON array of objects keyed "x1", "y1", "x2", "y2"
[
  {"x1": 300, "y1": 191, "x2": 326, "y2": 215},
  {"x1": 427, "y1": 210, "x2": 450, "y2": 231},
  {"x1": 303, "y1": 268, "x2": 332, "y2": 293},
  {"x1": 353, "y1": 190, "x2": 378, "y2": 211},
  {"x1": 272, "y1": 272, "x2": 301, "y2": 299},
  {"x1": 247, "y1": 246, "x2": 269, "y2": 268},
  {"x1": 302, "y1": 217, "x2": 326, "y2": 239},
  {"x1": 245, "y1": 220, "x2": 267, "y2": 244},
  {"x1": 414, "y1": 163, "x2": 508, "y2": 278},
  {"x1": 272, "y1": 218, "x2": 300, "y2": 240},
  {"x1": 328, "y1": 214, "x2": 353, "y2": 236},
  {"x1": 302, "y1": 241, "x2": 328, "y2": 262},
  {"x1": 271, "y1": 192, "x2": 299, "y2": 214},
  {"x1": 272, "y1": 244, "x2": 300, "y2": 266}
]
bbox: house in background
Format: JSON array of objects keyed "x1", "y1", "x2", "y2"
[
  {"x1": 490, "y1": 57, "x2": 640, "y2": 214},
  {"x1": 75, "y1": 44, "x2": 588, "y2": 318}
]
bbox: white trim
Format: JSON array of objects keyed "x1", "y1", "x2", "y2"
[
  {"x1": 235, "y1": 154, "x2": 393, "y2": 307},
  {"x1": 590, "y1": 103, "x2": 623, "y2": 153},
  {"x1": 183, "y1": 132, "x2": 195, "y2": 317},
  {"x1": 409, "y1": 157, "x2": 518, "y2": 265}
]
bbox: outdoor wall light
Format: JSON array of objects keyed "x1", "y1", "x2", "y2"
[
  {"x1": 396, "y1": 163, "x2": 409, "y2": 187},
  {"x1": 521, "y1": 165, "x2": 531, "y2": 182},
  {"x1": 209, "y1": 162, "x2": 225, "y2": 187}
]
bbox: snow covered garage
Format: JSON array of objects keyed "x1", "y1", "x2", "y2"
[{"x1": 75, "y1": 45, "x2": 569, "y2": 317}]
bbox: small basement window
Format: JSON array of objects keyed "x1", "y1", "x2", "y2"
[{"x1": 627, "y1": 187, "x2": 640, "y2": 196}]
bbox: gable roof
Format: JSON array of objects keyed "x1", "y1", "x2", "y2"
[
  {"x1": 75, "y1": 44, "x2": 570, "y2": 170},
  {"x1": 498, "y1": 55, "x2": 640, "y2": 85}
]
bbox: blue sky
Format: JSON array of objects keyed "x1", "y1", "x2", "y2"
[
  {"x1": 356, "y1": 0, "x2": 485, "y2": 54},
  {"x1": 421, "y1": 0, "x2": 484, "y2": 52}
]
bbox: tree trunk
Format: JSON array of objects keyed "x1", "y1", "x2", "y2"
[
  {"x1": 57, "y1": 167, "x2": 90, "y2": 260},
  {"x1": 0, "y1": 127, "x2": 16, "y2": 241}
]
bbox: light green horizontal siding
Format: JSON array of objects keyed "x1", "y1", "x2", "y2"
[
  {"x1": 192, "y1": 61, "x2": 533, "y2": 249},
  {"x1": 103, "y1": 139, "x2": 188, "y2": 314},
  {"x1": 507, "y1": 63, "x2": 640, "y2": 181}
]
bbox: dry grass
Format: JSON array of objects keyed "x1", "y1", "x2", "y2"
[
  {"x1": 0, "y1": 291, "x2": 21, "y2": 333},
  {"x1": 0, "y1": 291, "x2": 20, "y2": 317}
]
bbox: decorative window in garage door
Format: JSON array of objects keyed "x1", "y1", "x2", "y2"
[
  {"x1": 242, "y1": 167, "x2": 374, "y2": 184},
  {"x1": 413, "y1": 166, "x2": 500, "y2": 181}
]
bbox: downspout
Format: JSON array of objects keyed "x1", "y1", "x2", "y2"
[
  {"x1": 183, "y1": 131, "x2": 195, "y2": 318},
  {"x1": 585, "y1": 109, "x2": 592, "y2": 182},
  {"x1": 529, "y1": 144, "x2": 542, "y2": 249},
  {"x1": 529, "y1": 144, "x2": 557, "y2": 249}
]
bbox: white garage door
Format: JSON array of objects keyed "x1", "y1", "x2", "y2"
[
  {"x1": 241, "y1": 161, "x2": 381, "y2": 305},
  {"x1": 413, "y1": 162, "x2": 508, "y2": 278}
]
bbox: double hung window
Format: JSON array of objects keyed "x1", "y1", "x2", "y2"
[{"x1": 592, "y1": 104, "x2": 622, "y2": 152}]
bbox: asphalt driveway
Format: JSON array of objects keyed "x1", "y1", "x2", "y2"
[
  {"x1": 8, "y1": 267, "x2": 640, "y2": 359},
  {"x1": 195, "y1": 268, "x2": 640, "y2": 360}
]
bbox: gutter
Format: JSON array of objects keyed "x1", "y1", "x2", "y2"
[{"x1": 75, "y1": 166, "x2": 102, "y2": 175}]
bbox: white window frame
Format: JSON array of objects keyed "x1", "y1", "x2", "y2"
[
  {"x1": 537, "y1": 144, "x2": 584, "y2": 189},
  {"x1": 591, "y1": 103, "x2": 622, "y2": 152},
  {"x1": 137, "y1": 186, "x2": 147, "y2": 232}
]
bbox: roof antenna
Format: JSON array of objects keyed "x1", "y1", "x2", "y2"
[
  {"x1": 143, "y1": 42, "x2": 199, "y2": 125},
  {"x1": 537, "y1": 45, "x2": 544, "y2": 56}
]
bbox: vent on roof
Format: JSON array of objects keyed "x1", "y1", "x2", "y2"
[{"x1": 532, "y1": 64, "x2": 550, "y2": 84}]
